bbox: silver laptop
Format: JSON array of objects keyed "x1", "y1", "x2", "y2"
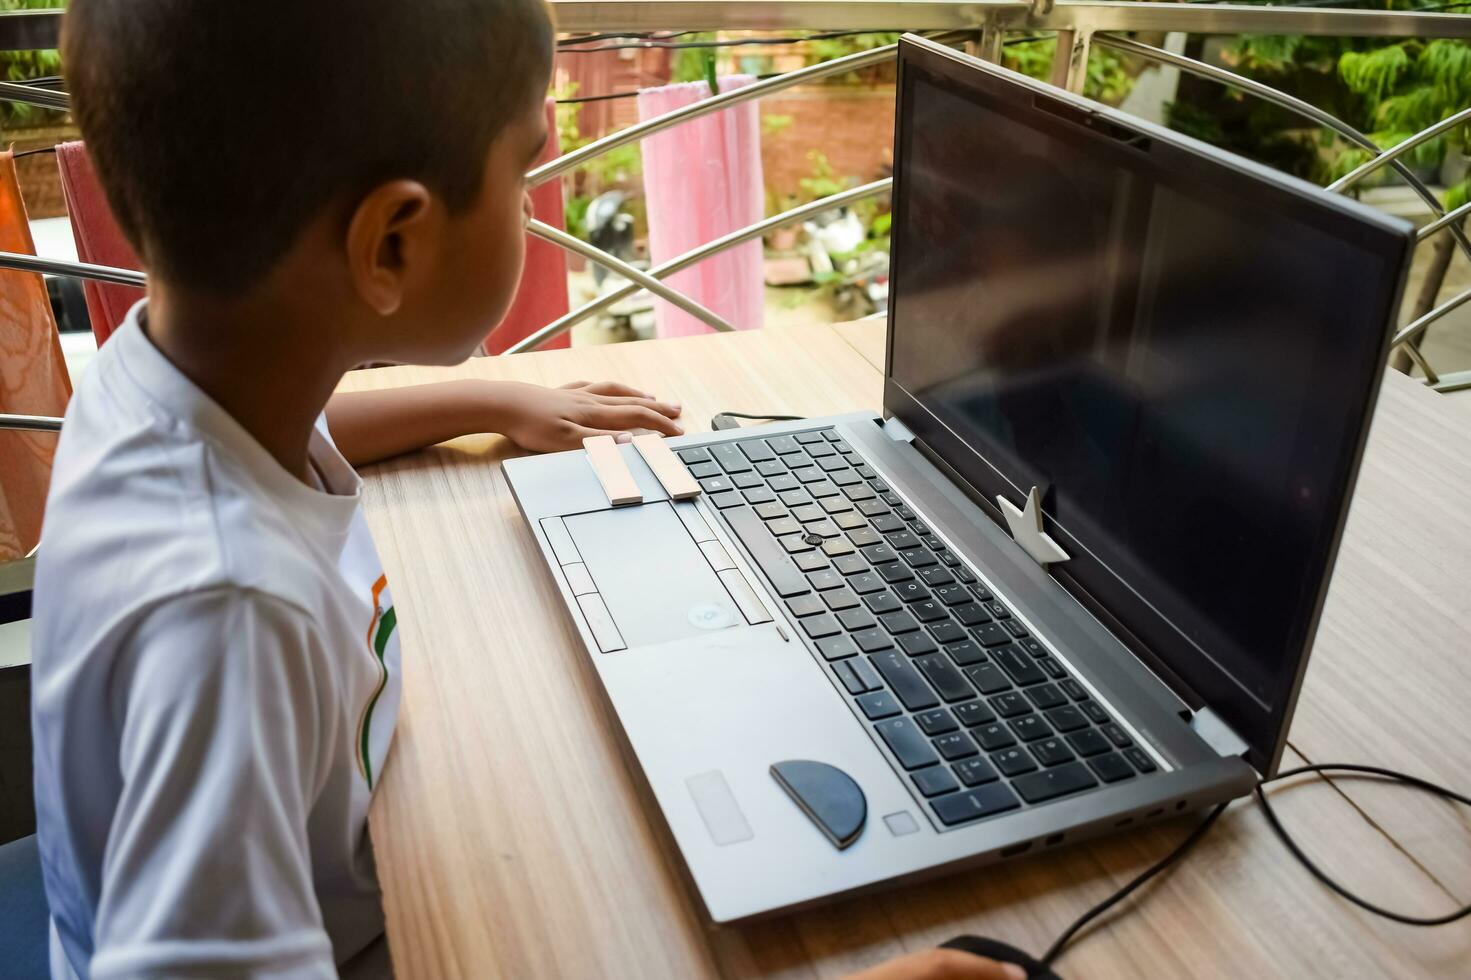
[{"x1": 504, "y1": 35, "x2": 1414, "y2": 923}]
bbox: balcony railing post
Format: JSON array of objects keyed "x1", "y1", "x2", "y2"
[
  {"x1": 977, "y1": 25, "x2": 1004, "y2": 64},
  {"x1": 1050, "y1": 28, "x2": 1092, "y2": 95}
]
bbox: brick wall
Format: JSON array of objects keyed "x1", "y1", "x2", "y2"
[
  {"x1": 5, "y1": 125, "x2": 79, "y2": 220},
  {"x1": 759, "y1": 84, "x2": 895, "y2": 204}
]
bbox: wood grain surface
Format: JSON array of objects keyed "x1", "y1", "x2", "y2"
[{"x1": 342, "y1": 321, "x2": 1470, "y2": 979}]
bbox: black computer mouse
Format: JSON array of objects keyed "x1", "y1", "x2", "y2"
[{"x1": 941, "y1": 935, "x2": 1064, "y2": 980}]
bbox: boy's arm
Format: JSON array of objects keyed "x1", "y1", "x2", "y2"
[
  {"x1": 325, "y1": 379, "x2": 683, "y2": 466},
  {"x1": 92, "y1": 589, "x2": 339, "y2": 980}
]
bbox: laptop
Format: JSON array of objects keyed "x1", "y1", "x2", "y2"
[{"x1": 503, "y1": 34, "x2": 1415, "y2": 923}]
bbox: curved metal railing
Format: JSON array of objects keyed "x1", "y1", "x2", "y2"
[{"x1": 1, "y1": 3, "x2": 1468, "y2": 387}]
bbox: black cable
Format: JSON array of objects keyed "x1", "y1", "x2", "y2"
[
  {"x1": 711, "y1": 411, "x2": 805, "y2": 430},
  {"x1": 1042, "y1": 761, "x2": 1471, "y2": 971},
  {"x1": 1040, "y1": 802, "x2": 1229, "y2": 967}
]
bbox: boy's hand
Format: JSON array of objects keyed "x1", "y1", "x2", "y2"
[
  {"x1": 490, "y1": 380, "x2": 684, "y2": 453},
  {"x1": 846, "y1": 949, "x2": 1027, "y2": 980}
]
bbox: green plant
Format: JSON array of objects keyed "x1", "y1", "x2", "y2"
[
  {"x1": 1002, "y1": 37, "x2": 1136, "y2": 106},
  {"x1": 0, "y1": 0, "x2": 65, "y2": 128},
  {"x1": 762, "y1": 113, "x2": 795, "y2": 138},
  {"x1": 671, "y1": 33, "x2": 718, "y2": 85},
  {"x1": 797, "y1": 150, "x2": 852, "y2": 203}
]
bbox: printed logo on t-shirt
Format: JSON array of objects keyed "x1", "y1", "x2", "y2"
[{"x1": 356, "y1": 573, "x2": 397, "y2": 788}]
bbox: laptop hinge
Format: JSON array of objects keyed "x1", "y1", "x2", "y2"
[
  {"x1": 1190, "y1": 706, "x2": 1250, "y2": 759},
  {"x1": 881, "y1": 415, "x2": 916, "y2": 443}
]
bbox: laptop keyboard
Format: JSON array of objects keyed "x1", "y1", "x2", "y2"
[{"x1": 677, "y1": 427, "x2": 1159, "y2": 830}]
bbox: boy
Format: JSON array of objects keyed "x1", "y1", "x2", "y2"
[{"x1": 33, "y1": 3, "x2": 1023, "y2": 979}]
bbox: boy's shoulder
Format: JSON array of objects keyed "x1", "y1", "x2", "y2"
[{"x1": 34, "y1": 316, "x2": 336, "y2": 647}]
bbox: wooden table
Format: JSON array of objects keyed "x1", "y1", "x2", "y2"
[{"x1": 340, "y1": 320, "x2": 1471, "y2": 979}]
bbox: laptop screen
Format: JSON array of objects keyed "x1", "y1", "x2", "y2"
[{"x1": 886, "y1": 40, "x2": 1411, "y2": 773}]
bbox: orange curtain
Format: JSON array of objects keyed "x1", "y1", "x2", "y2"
[{"x1": 0, "y1": 150, "x2": 70, "y2": 561}]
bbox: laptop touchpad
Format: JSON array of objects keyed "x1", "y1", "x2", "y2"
[{"x1": 564, "y1": 503, "x2": 743, "y2": 649}]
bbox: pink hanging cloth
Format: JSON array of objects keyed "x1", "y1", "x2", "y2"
[
  {"x1": 55, "y1": 141, "x2": 147, "y2": 347},
  {"x1": 637, "y1": 76, "x2": 764, "y2": 338},
  {"x1": 484, "y1": 98, "x2": 571, "y2": 354}
]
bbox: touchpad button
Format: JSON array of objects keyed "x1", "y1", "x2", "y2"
[{"x1": 565, "y1": 503, "x2": 741, "y2": 649}]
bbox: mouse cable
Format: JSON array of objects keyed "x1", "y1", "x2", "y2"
[
  {"x1": 711, "y1": 411, "x2": 805, "y2": 430},
  {"x1": 1042, "y1": 762, "x2": 1471, "y2": 970}
]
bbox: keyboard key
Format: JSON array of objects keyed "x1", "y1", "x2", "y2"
[
  {"x1": 823, "y1": 588, "x2": 860, "y2": 611},
  {"x1": 848, "y1": 527, "x2": 884, "y2": 548},
  {"x1": 802, "y1": 614, "x2": 841, "y2": 640},
  {"x1": 818, "y1": 457, "x2": 849, "y2": 474},
  {"x1": 850, "y1": 573, "x2": 886, "y2": 595},
  {"x1": 767, "y1": 435, "x2": 800, "y2": 455},
  {"x1": 1014, "y1": 636, "x2": 1048, "y2": 659},
  {"x1": 871, "y1": 652, "x2": 940, "y2": 711},
  {"x1": 887, "y1": 530, "x2": 921, "y2": 550},
  {"x1": 898, "y1": 632, "x2": 939, "y2": 657},
  {"x1": 816, "y1": 636, "x2": 858, "y2": 661},
  {"x1": 1101, "y1": 723, "x2": 1132, "y2": 748},
  {"x1": 915, "y1": 708, "x2": 958, "y2": 735},
  {"x1": 793, "y1": 551, "x2": 828, "y2": 572},
  {"x1": 875, "y1": 718, "x2": 940, "y2": 770},
  {"x1": 862, "y1": 543, "x2": 898, "y2": 565},
  {"x1": 700, "y1": 476, "x2": 735, "y2": 495},
  {"x1": 856, "y1": 691, "x2": 901, "y2": 720},
  {"x1": 953, "y1": 701, "x2": 996, "y2": 727},
  {"x1": 880, "y1": 610, "x2": 920, "y2": 634},
  {"x1": 794, "y1": 468, "x2": 825, "y2": 485},
  {"x1": 767, "y1": 472, "x2": 799, "y2": 492},
  {"x1": 833, "y1": 470, "x2": 864, "y2": 488},
  {"x1": 688, "y1": 461, "x2": 720, "y2": 479},
  {"x1": 1004, "y1": 620, "x2": 1031, "y2": 640},
  {"x1": 933, "y1": 584, "x2": 971, "y2": 607},
  {"x1": 779, "y1": 488, "x2": 812, "y2": 508},
  {"x1": 872, "y1": 514, "x2": 906, "y2": 534},
  {"x1": 740, "y1": 440, "x2": 775, "y2": 463},
  {"x1": 792, "y1": 504, "x2": 825, "y2": 522},
  {"x1": 856, "y1": 499, "x2": 889, "y2": 517},
  {"x1": 983, "y1": 601, "x2": 1011, "y2": 621},
  {"x1": 1036, "y1": 657, "x2": 1065, "y2": 680},
  {"x1": 1067, "y1": 728, "x2": 1111, "y2": 757},
  {"x1": 953, "y1": 757, "x2": 1000, "y2": 787},
  {"x1": 833, "y1": 511, "x2": 867, "y2": 530},
  {"x1": 821, "y1": 537, "x2": 856, "y2": 558},
  {"x1": 939, "y1": 552, "x2": 961, "y2": 567},
  {"x1": 896, "y1": 506, "x2": 917, "y2": 520},
  {"x1": 989, "y1": 692, "x2": 1031, "y2": 718},
  {"x1": 725, "y1": 507, "x2": 811, "y2": 597},
  {"x1": 992, "y1": 645, "x2": 1046, "y2": 685},
  {"x1": 965, "y1": 663, "x2": 1012, "y2": 695},
  {"x1": 1123, "y1": 747, "x2": 1158, "y2": 773},
  {"x1": 919, "y1": 566, "x2": 956, "y2": 587},
  {"x1": 929, "y1": 620, "x2": 966, "y2": 644},
  {"x1": 864, "y1": 591, "x2": 902, "y2": 614},
  {"x1": 795, "y1": 431, "x2": 826, "y2": 445},
  {"x1": 953, "y1": 602, "x2": 991, "y2": 626},
  {"x1": 930, "y1": 783, "x2": 1021, "y2": 825},
  {"x1": 945, "y1": 640, "x2": 987, "y2": 667},
  {"x1": 853, "y1": 628, "x2": 894, "y2": 653},
  {"x1": 932, "y1": 732, "x2": 978, "y2": 761},
  {"x1": 991, "y1": 747, "x2": 1037, "y2": 777},
  {"x1": 1030, "y1": 737, "x2": 1075, "y2": 767},
  {"x1": 1046, "y1": 705, "x2": 1089, "y2": 733},
  {"x1": 956, "y1": 568, "x2": 978, "y2": 584},
  {"x1": 834, "y1": 554, "x2": 869, "y2": 577},
  {"x1": 843, "y1": 483, "x2": 876, "y2": 501},
  {"x1": 711, "y1": 444, "x2": 752, "y2": 473},
  {"x1": 756, "y1": 459, "x2": 787, "y2": 478},
  {"x1": 833, "y1": 661, "x2": 867, "y2": 695},
  {"x1": 972, "y1": 623, "x2": 1012, "y2": 648},
  {"x1": 1061, "y1": 679, "x2": 1088, "y2": 701},
  {"x1": 974, "y1": 723, "x2": 1017, "y2": 751},
  {"x1": 969, "y1": 584, "x2": 994, "y2": 602},
  {"x1": 1080, "y1": 701, "x2": 1110, "y2": 725},
  {"x1": 807, "y1": 569, "x2": 844, "y2": 592},
  {"x1": 1089, "y1": 752, "x2": 1135, "y2": 782},
  {"x1": 786, "y1": 595, "x2": 825, "y2": 617},
  {"x1": 912, "y1": 766, "x2": 960, "y2": 798},
  {"x1": 915, "y1": 654, "x2": 975, "y2": 703},
  {"x1": 808, "y1": 481, "x2": 840, "y2": 499},
  {"x1": 709, "y1": 491, "x2": 744, "y2": 509},
  {"x1": 755, "y1": 501, "x2": 787, "y2": 521},
  {"x1": 911, "y1": 600, "x2": 948, "y2": 623},
  {"x1": 767, "y1": 517, "x2": 801, "y2": 537},
  {"x1": 852, "y1": 658, "x2": 883, "y2": 691},
  {"x1": 1012, "y1": 762, "x2": 1098, "y2": 804},
  {"x1": 892, "y1": 580, "x2": 929, "y2": 603},
  {"x1": 1009, "y1": 715, "x2": 1053, "y2": 742},
  {"x1": 820, "y1": 497, "x2": 853, "y2": 516},
  {"x1": 900, "y1": 548, "x2": 936, "y2": 569},
  {"x1": 877, "y1": 562, "x2": 915, "y2": 584},
  {"x1": 857, "y1": 465, "x2": 878, "y2": 479},
  {"x1": 806, "y1": 441, "x2": 836, "y2": 458},
  {"x1": 733, "y1": 471, "x2": 765, "y2": 490},
  {"x1": 1025, "y1": 684, "x2": 1067, "y2": 710},
  {"x1": 678, "y1": 447, "x2": 712, "y2": 463},
  {"x1": 908, "y1": 520, "x2": 930, "y2": 536},
  {"x1": 837, "y1": 607, "x2": 876, "y2": 632}
]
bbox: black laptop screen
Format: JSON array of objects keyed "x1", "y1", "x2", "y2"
[{"x1": 886, "y1": 45, "x2": 1410, "y2": 772}]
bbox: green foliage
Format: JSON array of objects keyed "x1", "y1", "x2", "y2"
[
  {"x1": 1339, "y1": 44, "x2": 1411, "y2": 113},
  {"x1": 1447, "y1": 177, "x2": 1470, "y2": 213},
  {"x1": 671, "y1": 34, "x2": 717, "y2": 84},
  {"x1": 806, "y1": 32, "x2": 901, "y2": 64},
  {"x1": 1001, "y1": 37, "x2": 1136, "y2": 107},
  {"x1": 797, "y1": 150, "x2": 851, "y2": 203},
  {"x1": 762, "y1": 113, "x2": 795, "y2": 137},
  {"x1": 0, "y1": 0, "x2": 64, "y2": 128}
]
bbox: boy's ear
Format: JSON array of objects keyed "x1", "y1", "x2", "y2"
[{"x1": 345, "y1": 180, "x2": 435, "y2": 316}]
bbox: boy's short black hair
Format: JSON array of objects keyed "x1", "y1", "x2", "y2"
[{"x1": 63, "y1": 0, "x2": 554, "y2": 296}]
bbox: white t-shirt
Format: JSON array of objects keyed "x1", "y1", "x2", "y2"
[{"x1": 31, "y1": 303, "x2": 403, "y2": 979}]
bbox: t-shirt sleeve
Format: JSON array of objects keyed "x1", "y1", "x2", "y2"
[{"x1": 90, "y1": 588, "x2": 339, "y2": 980}]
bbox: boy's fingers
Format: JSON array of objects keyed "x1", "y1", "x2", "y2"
[
  {"x1": 594, "y1": 395, "x2": 683, "y2": 418},
  {"x1": 578, "y1": 380, "x2": 652, "y2": 399},
  {"x1": 577, "y1": 427, "x2": 634, "y2": 445},
  {"x1": 593, "y1": 405, "x2": 684, "y2": 437}
]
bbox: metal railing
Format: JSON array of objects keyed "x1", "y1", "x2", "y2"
[{"x1": 0, "y1": 3, "x2": 1468, "y2": 393}]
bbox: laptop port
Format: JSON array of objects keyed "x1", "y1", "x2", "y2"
[{"x1": 1000, "y1": 841, "x2": 1032, "y2": 858}]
